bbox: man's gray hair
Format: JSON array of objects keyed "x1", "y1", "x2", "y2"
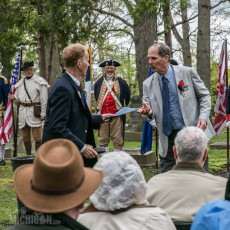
[
  {"x1": 175, "y1": 126, "x2": 208, "y2": 162},
  {"x1": 149, "y1": 43, "x2": 170, "y2": 57}
]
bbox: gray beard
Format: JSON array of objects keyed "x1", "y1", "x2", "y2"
[{"x1": 105, "y1": 73, "x2": 115, "y2": 79}]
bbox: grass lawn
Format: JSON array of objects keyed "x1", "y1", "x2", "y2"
[
  {"x1": 0, "y1": 161, "x2": 18, "y2": 230},
  {"x1": 0, "y1": 129, "x2": 229, "y2": 229}
]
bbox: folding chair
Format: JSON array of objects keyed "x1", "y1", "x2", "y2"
[{"x1": 173, "y1": 221, "x2": 192, "y2": 230}]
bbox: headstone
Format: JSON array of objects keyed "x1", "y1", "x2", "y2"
[
  {"x1": 4, "y1": 148, "x2": 11, "y2": 159},
  {"x1": 128, "y1": 94, "x2": 142, "y2": 131},
  {"x1": 124, "y1": 132, "x2": 142, "y2": 142},
  {"x1": 123, "y1": 148, "x2": 156, "y2": 166},
  {"x1": 210, "y1": 142, "x2": 227, "y2": 149}
]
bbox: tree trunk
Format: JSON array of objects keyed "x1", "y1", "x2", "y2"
[
  {"x1": 45, "y1": 35, "x2": 61, "y2": 86},
  {"x1": 180, "y1": 0, "x2": 192, "y2": 66},
  {"x1": 133, "y1": 14, "x2": 157, "y2": 97},
  {"x1": 0, "y1": 50, "x2": 12, "y2": 79},
  {"x1": 35, "y1": 0, "x2": 47, "y2": 80},
  {"x1": 197, "y1": 0, "x2": 211, "y2": 90},
  {"x1": 37, "y1": 28, "x2": 47, "y2": 79},
  {"x1": 162, "y1": 0, "x2": 172, "y2": 51}
]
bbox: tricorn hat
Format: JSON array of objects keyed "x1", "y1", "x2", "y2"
[
  {"x1": 13, "y1": 139, "x2": 103, "y2": 214},
  {"x1": 21, "y1": 61, "x2": 34, "y2": 71},
  {"x1": 99, "y1": 59, "x2": 121, "y2": 67}
]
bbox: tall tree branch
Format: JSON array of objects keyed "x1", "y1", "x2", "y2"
[
  {"x1": 93, "y1": 7, "x2": 133, "y2": 28},
  {"x1": 123, "y1": 0, "x2": 134, "y2": 14},
  {"x1": 158, "y1": 0, "x2": 229, "y2": 35},
  {"x1": 107, "y1": 28, "x2": 134, "y2": 38}
]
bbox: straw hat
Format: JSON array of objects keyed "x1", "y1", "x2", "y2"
[{"x1": 13, "y1": 139, "x2": 103, "y2": 213}]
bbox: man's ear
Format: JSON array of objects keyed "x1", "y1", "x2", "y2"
[
  {"x1": 165, "y1": 55, "x2": 170, "y2": 62},
  {"x1": 77, "y1": 59, "x2": 81, "y2": 67},
  {"x1": 173, "y1": 145, "x2": 178, "y2": 161}
]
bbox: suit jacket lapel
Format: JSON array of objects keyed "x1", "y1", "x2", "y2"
[
  {"x1": 172, "y1": 66, "x2": 184, "y2": 108},
  {"x1": 64, "y1": 74, "x2": 89, "y2": 113},
  {"x1": 152, "y1": 73, "x2": 163, "y2": 112}
]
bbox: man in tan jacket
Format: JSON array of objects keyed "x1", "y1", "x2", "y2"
[
  {"x1": 147, "y1": 126, "x2": 227, "y2": 222},
  {"x1": 9, "y1": 61, "x2": 49, "y2": 155}
]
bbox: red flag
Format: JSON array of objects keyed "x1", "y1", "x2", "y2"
[
  {"x1": 213, "y1": 40, "x2": 227, "y2": 136},
  {"x1": 0, "y1": 49, "x2": 21, "y2": 144}
]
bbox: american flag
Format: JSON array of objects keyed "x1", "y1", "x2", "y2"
[
  {"x1": 0, "y1": 48, "x2": 21, "y2": 144},
  {"x1": 213, "y1": 40, "x2": 227, "y2": 136}
]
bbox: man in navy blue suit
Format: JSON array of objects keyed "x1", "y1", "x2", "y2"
[{"x1": 42, "y1": 43, "x2": 111, "y2": 167}]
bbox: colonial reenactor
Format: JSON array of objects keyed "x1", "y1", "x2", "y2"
[
  {"x1": 94, "y1": 59, "x2": 131, "y2": 151},
  {"x1": 0, "y1": 64, "x2": 9, "y2": 165},
  {"x1": 8, "y1": 61, "x2": 49, "y2": 155}
]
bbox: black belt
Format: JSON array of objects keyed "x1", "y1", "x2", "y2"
[{"x1": 20, "y1": 102, "x2": 40, "y2": 107}]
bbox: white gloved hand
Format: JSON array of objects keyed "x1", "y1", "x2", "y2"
[{"x1": 226, "y1": 121, "x2": 230, "y2": 128}]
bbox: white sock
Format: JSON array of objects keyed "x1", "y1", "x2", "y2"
[
  {"x1": 105, "y1": 146, "x2": 110, "y2": 153},
  {"x1": 0, "y1": 145, "x2": 5, "y2": 160}
]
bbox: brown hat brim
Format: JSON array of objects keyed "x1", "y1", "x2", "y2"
[{"x1": 14, "y1": 164, "x2": 103, "y2": 213}]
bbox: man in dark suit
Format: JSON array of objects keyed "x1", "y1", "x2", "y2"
[{"x1": 42, "y1": 43, "x2": 111, "y2": 167}]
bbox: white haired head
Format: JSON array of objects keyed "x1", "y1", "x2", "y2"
[{"x1": 174, "y1": 126, "x2": 208, "y2": 162}]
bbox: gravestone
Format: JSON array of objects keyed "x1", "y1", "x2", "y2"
[
  {"x1": 123, "y1": 147, "x2": 156, "y2": 167},
  {"x1": 128, "y1": 94, "x2": 142, "y2": 132}
]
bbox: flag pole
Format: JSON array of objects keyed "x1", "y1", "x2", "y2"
[
  {"x1": 225, "y1": 39, "x2": 229, "y2": 177},
  {"x1": 12, "y1": 47, "x2": 22, "y2": 157},
  {"x1": 11, "y1": 88, "x2": 16, "y2": 157},
  {"x1": 85, "y1": 42, "x2": 92, "y2": 112},
  {"x1": 88, "y1": 42, "x2": 92, "y2": 112}
]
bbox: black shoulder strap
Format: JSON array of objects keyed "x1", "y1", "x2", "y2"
[{"x1": 23, "y1": 78, "x2": 33, "y2": 103}]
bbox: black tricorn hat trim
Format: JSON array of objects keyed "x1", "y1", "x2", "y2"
[{"x1": 99, "y1": 59, "x2": 121, "y2": 67}]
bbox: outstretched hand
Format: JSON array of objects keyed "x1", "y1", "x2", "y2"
[{"x1": 137, "y1": 102, "x2": 153, "y2": 116}]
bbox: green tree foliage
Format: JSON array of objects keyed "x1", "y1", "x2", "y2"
[
  {"x1": 0, "y1": 0, "x2": 103, "y2": 81},
  {"x1": 0, "y1": 1, "x2": 25, "y2": 77},
  {"x1": 210, "y1": 60, "x2": 219, "y2": 113}
]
